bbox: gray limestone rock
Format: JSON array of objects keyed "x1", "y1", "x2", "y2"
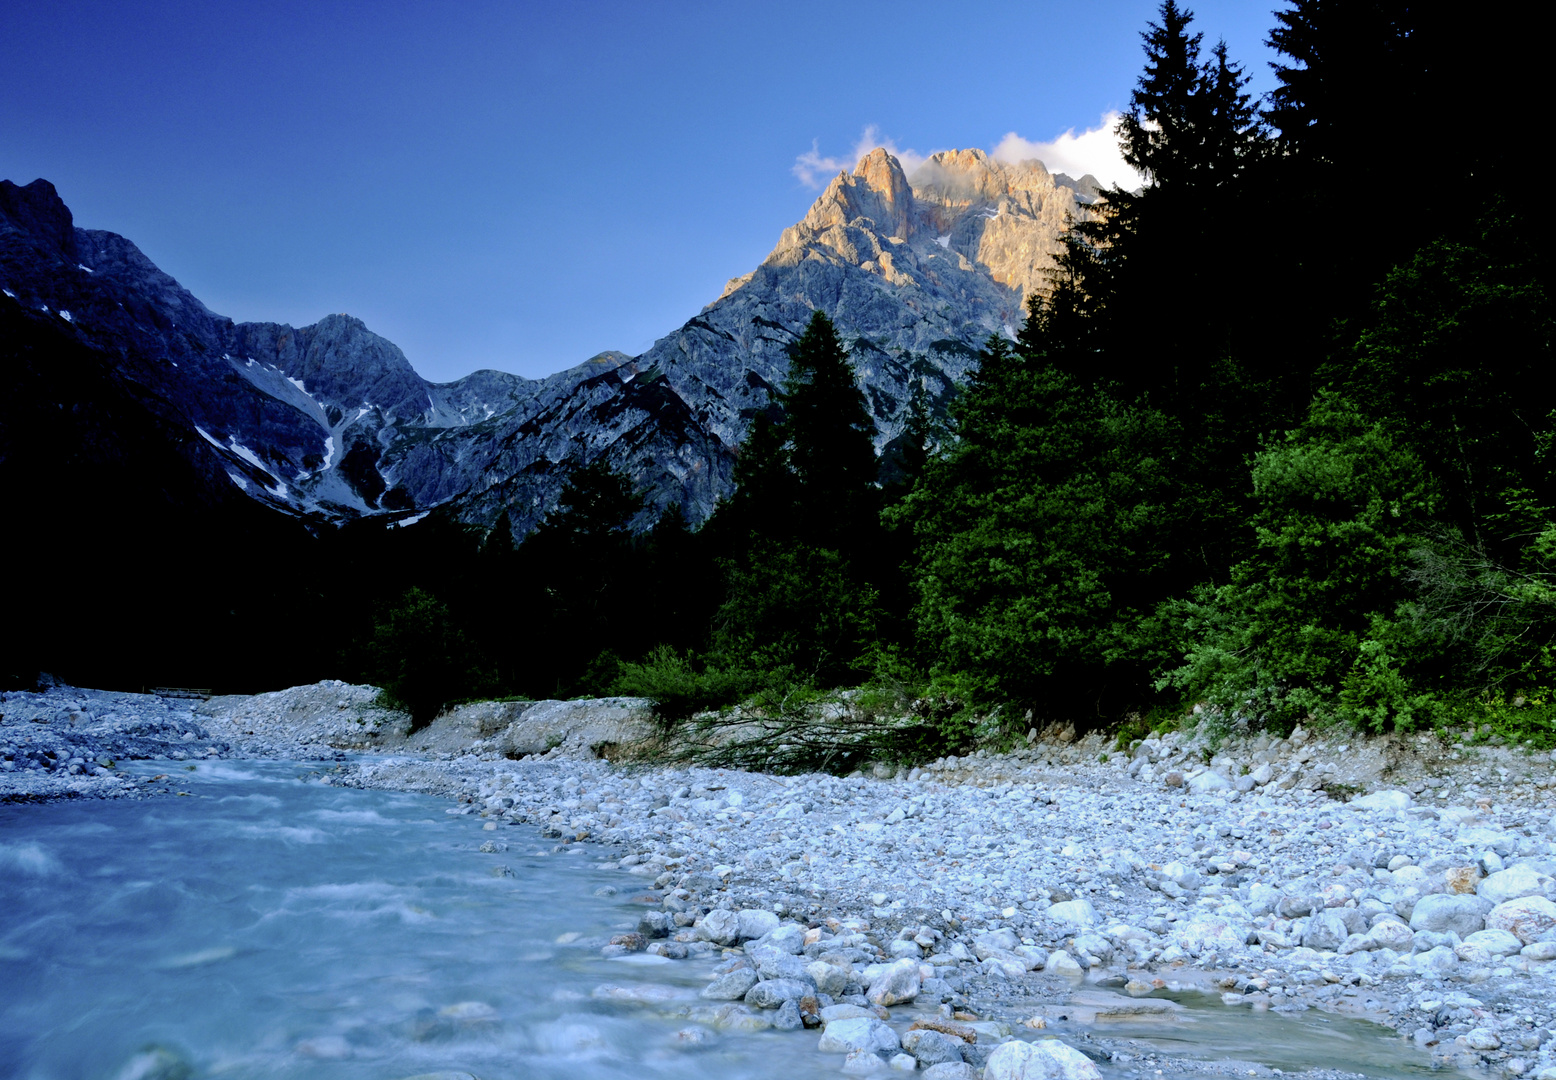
[
  {"x1": 807, "y1": 959, "x2": 855, "y2": 996},
  {"x1": 772, "y1": 999, "x2": 804, "y2": 1031},
  {"x1": 737, "y1": 909, "x2": 781, "y2": 941},
  {"x1": 745, "y1": 978, "x2": 810, "y2": 1008},
  {"x1": 866, "y1": 958, "x2": 921, "y2": 1006},
  {"x1": 697, "y1": 909, "x2": 741, "y2": 946},
  {"x1": 903, "y1": 1028, "x2": 968, "y2": 1066},
  {"x1": 1410, "y1": 894, "x2": 1487, "y2": 937},
  {"x1": 922, "y1": 1064, "x2": 978, "y2": 1080},
  {"x1": 755, "y1": 952, "x2": 813, "y2": 983},
  {"x1": 819, "y1": 1017, "x2": 901, "y2": 1055},
  {"x1": 1302, "y1": 910, "x2": 1350, "y2": 952},
  {"x1": 700, "y1": 968, "x2": 758, "y2": 1000}
]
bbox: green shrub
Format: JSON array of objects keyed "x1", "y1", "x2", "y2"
[
  {"x1": 1158, "y1": 394, "x2": 1438, "y2": 728},
  {"x1": 1336, "y1": 626, "x2": 1439, "y2": 732},
  {"x1": 612, "y1": 646, "x2": 755, "y2": 724},
  {"x1": 900, "y1": 339, "x2": 1175, "y2": 717},
  {"x1": 711, "y1": 541, "x2": 881, "y2": 691},
  {"x1": 364, "y1": 587, "x2": 487, "y2": 728},
  {"x1": 1458, "y1": 689, "x2": 1556, "y2": 749}
]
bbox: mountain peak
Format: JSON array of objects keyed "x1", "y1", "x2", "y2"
[
  {"x1": 758, "y1": 146, "x2": 1090, "y2": 304},
  {"x1": 0, "y1": 178, "x2": 78, "y2": 262},
  {"x1": 790, "y1": 146, "x2": 914, "y2": 242},
  {"x1": 909, "y1": 150, "x2": 1055, "y2": 211},
  {"x1": 1, "y1": 157, "x2": 1095, "y2": 538},
  {"x1": 851, "y1": 147, "x2": 913, "y2": 236}
]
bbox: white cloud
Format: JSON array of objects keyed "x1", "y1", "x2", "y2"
[
  {"x1": 792, "y1": 142, "x2": 852, "y2": 189},
  {"x1": 990, "y1": 112, "x2": 1141, "y2": 191},
  {"x1": 792, "y1": 125, "x2": 926, "y2": 189},
  {"x1": 794, "y1": 115, "x2": 1142, "y2": 192}
]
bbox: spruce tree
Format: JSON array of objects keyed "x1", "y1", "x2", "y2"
[
  {"x1": 1117, "y1": 0, "x2": 1204, "y2": 189},
  {"x1": 781, "y1": 311, "x2": 880, "y2": 555},
  {"x1": 902, "y1": 333, "x2": 1174, "y2": 715},
  {"x1": 704, "y1": 310, "x2": 883, "y2": 688},
  {"x1": 1072, "y1": 2, "x2": 1264, "y2": 406},
  {"x1": 514, "y1": 458, "x2": 646, "y2": 695}
]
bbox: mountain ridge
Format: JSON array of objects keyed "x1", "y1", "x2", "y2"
[{"x1": 1, "y1": 149, "x2": 1094, "y2": 535}]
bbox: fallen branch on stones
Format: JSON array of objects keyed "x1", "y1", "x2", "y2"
[{"x1": 663, "y1": 698, "x2": 938, "y2": 774}]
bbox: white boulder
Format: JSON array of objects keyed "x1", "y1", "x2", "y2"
[
  {"x1": 984, "y1": 1038, "x2": 1103, "y2": 1080},
  {"x1": 1349, "y1": 790, "x2": 1412, "y2": 811},
  {"x1": 819, "y1": 1017, "x2": 901, "y2": 1055},
  {"x1": 1478, "y1": 865, "x2": 1554, "y2": 906},
  {"x1": 1046, "y1": 899, "x2": 1098, "y2": 927},
  {"x1": 1487, "y1": 895, "x2": 1556, "y2": 944}
]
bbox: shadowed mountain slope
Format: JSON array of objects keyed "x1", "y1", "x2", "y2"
[{"x1": 1, "y1": 151, "x2": 1095, "y2": 537}]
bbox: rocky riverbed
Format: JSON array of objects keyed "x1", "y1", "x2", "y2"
[{"x1": 7, "y1": 678, "x2": 1556, "y2": 1079}]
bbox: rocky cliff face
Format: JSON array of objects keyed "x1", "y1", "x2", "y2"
[{"x1": 0, "y1": 150, "x2": 1093, "y2": 536}]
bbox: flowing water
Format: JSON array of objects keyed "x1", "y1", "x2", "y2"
[{"x1": 0, "y1": 760, "x2": 1444, "y2": 1080}]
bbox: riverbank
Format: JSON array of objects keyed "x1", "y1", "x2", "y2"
[{"x1": 7, "y1": 679, "x2": 1556, "y2": 1078}]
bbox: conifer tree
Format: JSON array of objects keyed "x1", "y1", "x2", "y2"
[
  {"x1": 704, "y1": 310, "x2": 883, "y2": 687},
  {"x1": 715, "y1": 412, "x2": 796, "y2": 547},
  {"x1": 880, "y1": 384, "x2": 935, "y2": 507},
  {"x1": 901, "y1": 332, "x2": 1174, "y2": 714},
  {"x1": 1068, "y1": 2, "x2": 1264, "y2": 406},
  {"x1": 780, "y1": 311, "x2": 880, "y2": 555},
  {"x1": 1117, "y1": 0, "x2": 1204, "y2": 189},
  {"x1": 513, "y1": 458, "x2": 645, "y2": 695}
]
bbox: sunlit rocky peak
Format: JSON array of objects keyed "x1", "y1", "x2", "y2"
[{"x1": 741, "y1": 146, "x2": 1094, "y2": 307}]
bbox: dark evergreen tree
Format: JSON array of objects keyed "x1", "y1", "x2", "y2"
[
  {"x1": 1260, "y1": 0, "x2": 1547, "y2": 338},
  {"x1": 1116, "y1": 0, "x2": 1205, "y2": 190},
  {"x1": 528, "y1": 459, "x2": 645, "y2": 546},
  {"x1": 1336, "y1": 209, "x2": 1556, "y2": 547},
  {"x1": 1264, "y1": 1, "x2": 1415, "y2": 170},
  {"x1": 511, "y1": 458, "x2": 646, "y2": 696},
  {"x1": 712, "y1": 412, "x2": 797, "y2": 550},
  {"x1": 703, "y1": 310, "x2": 883, "y2": 687},
  {"x1": 878, "y1": 384, "x2": 940, "y2": 648},
  {"x1": 1070, "y1": 2, "x2": 1266, "y2": 408},
  {"x1": 470, "y1": 508, "x2": 522, "y2": 690},
  {"x1": 482, "y1": 509, "x2": 517, "y2": 558},
  {"x1": 640, "y1": 503, "x2": 719, "y2": 655},
  {"x1": 901, "y1": 333, "x2": 1175, "y2": 715},
  {"x1": 880, "y1": 384, "x2": 935, "y2": 507},
  {"x1": 781, "y1": 311, "x2": 881, "y2": 556},
  {"x1": 364, "y1": 586, "x2": 486, "y2": 726},
  {"x1": 706, "y1": 310, "x2": 880, "y2": 554}
]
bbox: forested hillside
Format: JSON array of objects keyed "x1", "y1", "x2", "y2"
[
  {"x1": 538, "y1": 0, "x2": 1556, "y2": 746},
  {"x1": 7, "y1": 1, "x2": 1549, "y2": 754}
]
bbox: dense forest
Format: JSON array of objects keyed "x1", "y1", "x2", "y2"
[{"x1": 9, "y1": 0, "x2": 1551, "y2": 751}]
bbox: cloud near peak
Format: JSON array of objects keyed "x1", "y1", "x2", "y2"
[
  {"x1": 990, "y1": 112, "x2": 1140, "y2": 190},
  {"x1": 793, "y1": 114, "x2": 1141, "y2": 192},
  {"x1": 792, "y1": 125, "x2": 925, "y2": 188}
]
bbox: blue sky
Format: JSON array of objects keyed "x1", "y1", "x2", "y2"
[{"x1": 2, "y1": 0, "x2": 1280, "y2": 382}]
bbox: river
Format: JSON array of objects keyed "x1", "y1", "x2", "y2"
[{"x1": 0, "y1": 759, "x2": 1454, "y2": 1080}]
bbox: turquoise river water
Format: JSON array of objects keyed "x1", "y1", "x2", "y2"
[{"x1": 0, "y1": 760, "x2": 1451, "y2": 1080}]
